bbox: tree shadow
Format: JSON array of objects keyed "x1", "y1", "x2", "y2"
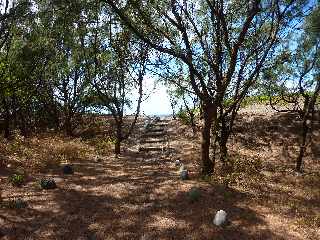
[
  {"x1": 0, "y1": 149, "x2": 299, "y2": 240},
  {"x1": 1, "y1": 117, "x2": 315, "y2": 239}
]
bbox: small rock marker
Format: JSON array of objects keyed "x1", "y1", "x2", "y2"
[
  {"x1": 179, "y1": 164, "x2": 185, "y2": 172},
  {"x1": 175, "y1": 160, "x2": 181, "y2": 166},
  {"x1": 40, "y1": 178, "x2": 57, "y2": 190},
  {"x1": 213, "y1": 210, "x2": 227, "y2": 226},
  {"x1": 180, "y1": 169, "x2": 189, "y2": 180},
  {"x1": 62, "y1": 165, "x2": 74, "y2": 175}
]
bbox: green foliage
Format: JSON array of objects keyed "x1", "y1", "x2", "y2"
[
  {"x1": 7, "y1": 198, "x2": 28, "y2": 209},
  {"x1": 103, "y1": 136, "x2": 117, "y2": 149},
  {"x1": 305, "y1": 6, "x2": 320, "y2": 42},
  {"x1": 9, "y1": 174, "x2": 25, "y2": 187},
  {"x1": 87, "y1": 136, "x2": 116, "y2": 154},
  {"x1": 176, "y1": 108, "x2": 191, "y2": 124},
  {"x1": 176, "y1": 107, "x2": 199, "y2": 125},
  {"x1": 240, "y1": 95, "x2": 269, "y2": 107},
  {"x1": 187, "y1": 187, "x2": 201, "y2": 203}
]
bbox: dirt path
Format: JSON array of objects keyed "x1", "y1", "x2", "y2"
[
  {"x1": 0, "y1": 119, "x2": 208, "y2": 239},
  {"x1": 0, "y1": 118, "x2": 318, "y2": 239}
]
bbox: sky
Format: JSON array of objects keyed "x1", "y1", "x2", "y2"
[
  {"x1": 142, "y1": 84, "x2": 172, "y2": 116},
  {"x1": 130, "y1": 75, "x2": 172, "y2": 116}
]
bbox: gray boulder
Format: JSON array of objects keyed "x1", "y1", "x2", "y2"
[{"x1": 180, "y1": 169, "x2": 189, "y2": 180}]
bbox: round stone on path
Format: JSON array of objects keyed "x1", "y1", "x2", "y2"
[
  {"x1": 62, "y1": 165, "x2": 74, "y2": 174},
  {"x1": 40, "y1": 178, "x2": 57, "y2": 190},
  {"x1": 179, "y1": 164, "x2": 185, "y2": 172},
  {"x1": 53, "y1": 177, "x2": 64, "y2": 183},
  {"x1": 180, "y1": 169, "x2": 189, "y2": 180},
  {"x1": 213, "y1": 210, "x2": 227, "y2": 226}
]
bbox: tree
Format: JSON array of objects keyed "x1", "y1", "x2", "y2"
[
  {"x1": 105, "y1": 0, "x2": 308, "y2": 175},
  {"x1": 85, "y1": 7, "x2": 149, "y2": 154},
  {"x1": 0, "y1": 0, "x2": 14, "y2": 49},
  {"x1": 267, "y1": 5, "x2": 320, "y2": 172},
  {"x1": 0, "y1": 0, "x2": 35, "y2": 138},
  {"x1": 166, "y1": 75, "x2": 199, "y2": 134}
]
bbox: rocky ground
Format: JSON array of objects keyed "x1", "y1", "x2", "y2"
[{"x1": 0, "y1": 106, "x2": 319, "y2": 240}]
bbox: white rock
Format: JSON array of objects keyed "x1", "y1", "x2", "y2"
[
  {"x1": 213, "y1": 210, "x2": 227, "y2": 226},
  {"x1": 175, "y1": 160, "x2": 181, "y2": 166},
  {"x1": 179, "y1": 164, "x2": 185, "y2": 172}
]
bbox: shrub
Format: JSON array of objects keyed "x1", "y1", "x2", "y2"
[
  {"x1": 7, "y1": 198, "x2": 28, "y2": 209},
  {"x1": 39, "y1": 178, "x2": 57, "y2": 190},
  {"x1": 58, "y1": 141, "x2": 85, "y2": 161},
  {"x1": 213, "y1": 154, "x2": 263, "y2": 187},
  {"x1": 177, "y1": 109, "x2": 192, "y2": 125},
  {"x1": 9, "y1": 174, "x2": 25, "y2": 187},
  {"x1": 88, "y1": 136, "x2": 115, "y2": 154},
  {"x1": 38, "y1": 139, "x2": 88, "y2": 170},
  {"x1": 188, "y1": 187, "x2": 201, "y2": 203}
]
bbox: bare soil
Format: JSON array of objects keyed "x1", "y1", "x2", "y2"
[{"x1": 0, "y1": 106, "x2": 319, "y2": 240}]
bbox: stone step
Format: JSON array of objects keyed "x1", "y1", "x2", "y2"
[
  {"x1": 146, "y1": 128, "x2": 165, "y2": 133},
  {"x1": 154, "y1": 122, "x2": 168, "y2": 127},
  {"x1": 140, "y1": 138, "x2": 166, "y2": 144},
  {"x1": 138, "y1": 146, "x2": 166, "y2": 152},
  {"x1": 141, "y1": 132, "x2": 166, "y2": 138}
]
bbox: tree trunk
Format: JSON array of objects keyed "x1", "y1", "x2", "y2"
[
  {"x1": 64, "y1": 115, "x2": 73, "y2": 136},
  {"x1": 219, "y1": 138, "x2": 228, "y2": 163},
  {"x1": 114, "y1": 140, "x2": 121, "y2": 155},
  {"x1": 63, "y1": 106, "x2": 74, "y2": 136},
  {"x1": 115, "y1": 122, "x2": 122, "y2": 154},
  {"x1": 219, "y1": 119, "x2": 229, "y2": 163},
  {"x1": 2, "y1": 98, "x2": 10, "y2": 139},
  {"x1": 170, "y1": 102, "x2": 176, "y2": 120},
  {"x1": 190, "y1": 112, "x2": 197, "y2": 135},
  {"x1": 183, "y1": 96, "x2": 197, "y2": 134},
  {"x1": 18, "y1": 109, "x2": 29, "y2": 137},
  {"x1": 201, "y1": 103, "x2": 216, "y2": 175},
  {"x1": 296, "y1": 117, "x2": 308, "y2": 172}
]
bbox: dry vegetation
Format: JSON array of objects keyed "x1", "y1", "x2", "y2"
[{"x1": 0, "y1": 106, "x2": 319, "y2": 240}]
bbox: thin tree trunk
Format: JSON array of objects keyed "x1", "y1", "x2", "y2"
[
  {"x1": 170, "y1": 101, "x2": 176, "y2": 120},
  {"x1": 183, "y1": 96, "x2": 197, "y2": 134},
  {"x1": 114, "y1": 140, "x2": 121, "y2": 155},
  {"x1": 201, "y1": 103, "x2": 216, "y2": 175},
  {"x1": 2, "y1": 98, "x2": 10, "y2": 139},
  {"x1": 115, "y1": 122, "x2": 122, "y2": 154},
  {"x1": 18, "y1": 109, "x2": 29, "y2": 137},
  {"x1": 296, "y1": 117, "x2": 308, "y2": 172},
  {"x1": 219, "y1": 117, "x2": 229, "y2": 164},
  {"x1": 219, "y1": 138, "x2": 228, "y2": 163},
  {"x1": 64, "y1": 114, "x2": 73, "y2": 136}
]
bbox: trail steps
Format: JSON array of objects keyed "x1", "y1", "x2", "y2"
[{"x1": 139, "y1": 118, "x2": 168, "y2": 153}]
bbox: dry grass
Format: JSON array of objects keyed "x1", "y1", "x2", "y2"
[
  {"x1": 0, "y1": 110, "x2": 319, "y2": 239},
  {"x1": 169, "y1": 106, "x2": 320, "y2": 239},
  {"x1": 0, "y1": 133, "x2": 94, "y2": 173}
]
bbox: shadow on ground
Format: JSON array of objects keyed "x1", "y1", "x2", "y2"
[
  {"x1": 1, "y1": 117, "x2": 318, "y2": 239},
  {"x1": 0, "y1": 149, "x2": 297, "y2": 240}
]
